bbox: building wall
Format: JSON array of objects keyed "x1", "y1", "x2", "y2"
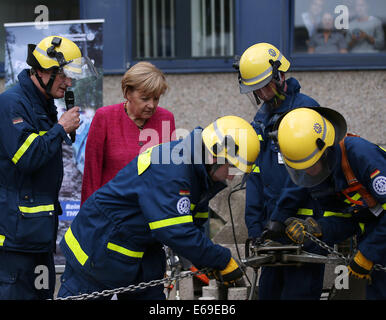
[
  {"x1": 103, "y1": 70, "x2": 386, "y2": 147},
  {"x1": 1, "y1": 70, "x2": 383, "y2": 144}
]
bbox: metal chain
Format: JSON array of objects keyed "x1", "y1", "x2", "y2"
[
  {"x1": 304, "y1": 231, "x2": 386, "y2": 272},
  {"x1": 304, "y1": 231, "x2": 350, "y2": 264},
  {"x1": 55, "y1": 268, "x2": 210, "y2": 300},
  {"x1": 55, "y1": 233, "x2": 386, "y2": 300},
  {"x1": 374, "y1": 264, "x2": 386, "y2": 272}
]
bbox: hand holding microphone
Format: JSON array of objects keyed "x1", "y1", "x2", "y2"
[{"x1": 58, "y1": 90, "x2": 80, "y2": 142}]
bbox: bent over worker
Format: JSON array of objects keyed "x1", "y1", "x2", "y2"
[
  {"x1": 0, "y1": 36, "x2": 96, "y2": 299},
  {"x1": 58, "y1": 115, "x2": 260, "y2": 299},
  {"x1": 274, "y1": 107, "x2": 386, "y2": 300}
]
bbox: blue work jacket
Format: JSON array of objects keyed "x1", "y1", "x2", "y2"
[
  {"x1": 60, "y1": 128, "x2": 231, "y2": 289},
  {"x1": 0, "y1": 69, "x2": 69, "y2": 252},
  {"x1": 273, "y1": 137, "x2": 386, "y2": 263},
  {"x1": 245, "y1": 77, "x2": 320, "y2": 238}
]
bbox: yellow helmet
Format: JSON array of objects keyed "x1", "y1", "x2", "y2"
[
  {"x1": 239, "y1": 43, "x2": 290, "y2": 94},
  {"x1": 276, "y1": 107, "x2": 347, "y2": 187},
  {"x1": 27, "y1": 35, "x2": 97, "y2": 80},
  {"x1": 202, "y1": 116, "x2": 260, "y2": 173}
]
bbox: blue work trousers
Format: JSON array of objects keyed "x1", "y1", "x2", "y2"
[
  {"x1": 0, "y1": 250, "x2": 55, "y2": 300},
  {"x1": 258, "y1": 264, "x2": 325, "y2": 300}
]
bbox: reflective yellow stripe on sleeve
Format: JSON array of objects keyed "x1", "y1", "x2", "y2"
[
  {"x1": 359, "y1": 223, "x2": 365, "y2": 234},
  {"x1": 382, "y1": 203, "x2": 386, "y2": 210},
  {"x1": 0, "y1": 235, "x2": 5, "y2": 246},
  {"x1": 107, "y1": 242, "x2": 144, "y2": 258},
  {"x1": 296, "y1": 208, "x2": 313, "y2": 216},
  {"x1": 344, "y1": 193, "x2": 361, "y2": 204},
  {"x1": 190, "y1": 203, "x2": 208, "y2": 218},
  {"x1": 18, "y1": 204, "x2": 54, "y2": 213},
  {"x1": 64, "y1": 227, "x2": 88, "y2": 266},
  {"x1": 323, "y1": 211, "x2": 352, "y2": 218},
  {"x1": 12, "y1": 133, "x2": 39, "y2": 164},
  {"x1": 194, "y1": 211, "x2": 209, "y2": 219},
  {"x1": 149, "y1": 215, "x2": 193, "y2": 230}
]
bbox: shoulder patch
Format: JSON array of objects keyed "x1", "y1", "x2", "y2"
[
  {"x1": 177, "y1": 197, "x2": 190, "y2": 215},
  {"x1": 373, "y1": 176, "x2": 386, "y2": 195}
]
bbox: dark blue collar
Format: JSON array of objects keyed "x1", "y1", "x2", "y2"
[{"x1": 253, "y1": 77, "x2": 302, "y2": 126}]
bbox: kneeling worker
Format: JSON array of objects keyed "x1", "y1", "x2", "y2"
[{"x1": 58, "y1": 115, "x2": 260, "y2": 299}]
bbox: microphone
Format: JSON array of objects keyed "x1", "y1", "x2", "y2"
[{"x1": 64, "y1": 90, "x2": 76, "y2": 143}]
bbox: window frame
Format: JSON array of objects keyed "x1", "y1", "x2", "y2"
[
  {"x1": 4, "y1": 0, "x2": 383, "y2": 76},
  {"x1": 129, "y1": 0, "x2": 237, "y2": 73},
  {"x1": 287, "y1": 0, "x2": 386, "y2": 71}
]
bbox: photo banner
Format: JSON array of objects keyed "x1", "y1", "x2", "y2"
[{"x1": 4, "y1": 19, "x2": 104, "y2": 264}]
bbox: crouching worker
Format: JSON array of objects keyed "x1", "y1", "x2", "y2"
[{"x1": 58, "y1": 115, "x2": 260, "y2": 300}]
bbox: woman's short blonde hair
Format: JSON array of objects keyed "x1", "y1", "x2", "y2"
[{"x1": 121, "y1": 62, "x2": 168, "y2": 99}]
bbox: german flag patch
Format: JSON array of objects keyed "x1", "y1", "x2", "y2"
[
  {"x1": 12, "y1": 117, "x2": 24, "y2": 125},
  {"x1": 179, "y1": 190, "x2": 190, "y2": 196},
  {"x1": 370, "y1": 169, "x2": 380, "y2": 179}
]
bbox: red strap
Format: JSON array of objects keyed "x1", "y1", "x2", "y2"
[
  {"x1": 190, "y1": 266, "x2": 210, "y2": 285},
  {"x1": 339, "y1": 135, "x2": 377, "y2": 207}
]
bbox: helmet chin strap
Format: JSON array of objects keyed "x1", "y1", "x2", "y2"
[
  {"x1": 34, "y1": 68, "x2": 59, "y2": 98},
  {"x1": 265, "y1": 73, "x2": 286, "y2": 108},
  {"x1": 263, "y1": 59, "x2": 286, "y2": 108}
]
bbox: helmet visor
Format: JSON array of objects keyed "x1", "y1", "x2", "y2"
[
  {"x1": 63, "y1": 56, "x2": 98, "y2": 80},
  {"x1": 284, "y1": 150, "x2": 334, "y2": 187},
  {"x1": 245, "y1": 91, "x2": 261, "y2": 110},
  {"x1": 240, "y1": 74, "x2": 272, "y2": 94}
]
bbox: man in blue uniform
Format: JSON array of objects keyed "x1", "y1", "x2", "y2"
[
  {"x1": 275, "y1": 107, "x2": 386, "y2": 300},
  {"x1": 0, "y1": 36, "x2": 95, "y2": 299},
  {"x1": 58, "y1": 115, "x2": 260, "y2": 300},
  {"x1": 236, "y1": 42, "x2": 329, "y2": 299}
]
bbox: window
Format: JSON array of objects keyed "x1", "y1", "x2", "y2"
[
  {"x1": 133, "y1": 0, "x2": 234, "y2": 61},
  {"x1": 191, "y1": 0, "x2": 234, "y2": 57},
  {"x1": 134, "y1": 0, "x2": 175, "y2": 58},
  {"x1": 293, "y1": 0, "x2": 386, "y2": 54},
  {"x1": 0, "y1": 0, "x2": 79, "y2": 74}
]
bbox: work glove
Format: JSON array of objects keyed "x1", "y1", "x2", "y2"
[
  {"x1": 348, "y1": 250, "x2": 373, "y2": 281},
  {"x1": 284, "y1": 217, "x2": 322, "y2": 244},
  {"x1": 213, "y1": 257, "x2": 243, "y2": 286},
  {"x1": 260, "y1": 220, "x2": 286, "y2": 241}
]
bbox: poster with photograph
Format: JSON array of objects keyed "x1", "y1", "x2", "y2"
[{"x1": 4, "y1": 19, "x2": 104, "y2": 264}]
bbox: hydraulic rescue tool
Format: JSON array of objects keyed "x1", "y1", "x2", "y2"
[{"x1": 243, "y1": 238, "x2": 345, "y2": 269}]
